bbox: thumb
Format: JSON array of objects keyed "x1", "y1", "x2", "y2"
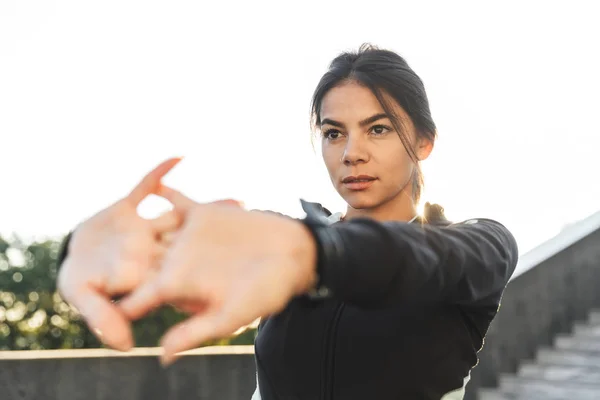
[
  {"x1": 160, "y1": 310, "x2": 231, "y2": 366},
  {"x1": 160, "y1": 286, "x2": 259, "y2": 365}
]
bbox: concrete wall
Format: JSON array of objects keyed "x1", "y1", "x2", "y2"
[
  {"x1": 464, "y1": 226, "x2": 600, "y2": 399},
  {"x1": 0, "y1": 346, "x2": 256, "y2": 400}
]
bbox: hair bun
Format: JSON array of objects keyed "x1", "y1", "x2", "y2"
[{"x1": 423, "y1": 202, "x2": 446, "y2": 222}]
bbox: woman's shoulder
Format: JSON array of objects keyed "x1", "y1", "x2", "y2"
[
  {"x1": 423, "y1": 203, "x2": 512, "y2": 232},
  {"x1": 421, "y1": 205, "x2": 518, "y2": 255}
]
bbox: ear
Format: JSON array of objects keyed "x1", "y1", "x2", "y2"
[{"x1": 416, "y1": 136, "x2": 434, "y2": 161}]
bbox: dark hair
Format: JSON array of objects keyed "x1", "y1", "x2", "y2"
[{"x1": 310, "y1": 44, "x2": 437, "y2": 204}]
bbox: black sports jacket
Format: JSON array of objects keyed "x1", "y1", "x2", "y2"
[{"x1": 252, "y1": 200, "x2": 518, "y2": 400}]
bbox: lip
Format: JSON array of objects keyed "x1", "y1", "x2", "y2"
[
  {"x1": 342, "y1": 175, "x2": 376, "y2": 183},
  {"x1": 342, "y1": 175, "x2": 377, "y2": 191}
]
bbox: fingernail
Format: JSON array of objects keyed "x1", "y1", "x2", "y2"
[
  {"x1": 119, "y1": 338, "x2": 134, "y2": 352},
  {"x1": 95, "y1": 327, "x2": 133, "y2": 352}
]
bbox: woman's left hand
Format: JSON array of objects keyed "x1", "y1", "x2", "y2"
[{"x1": 118, "y1": 186, "x2": 317, "y2": 365}]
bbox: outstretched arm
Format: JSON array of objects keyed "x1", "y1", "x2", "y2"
[
  {"x1": 304, "y1": 213, "x2": 518, "y2": 308},
  {"x1": 118, "y1": 194, "x2": 517, "y2": 365}
]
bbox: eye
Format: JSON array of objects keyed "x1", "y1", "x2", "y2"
[
  {"x1": 322, "y1": 128, "x2": 343, "y2": 140},
  {"x1": 370, "y1": 124, "x2": 392, "y2": 136}
]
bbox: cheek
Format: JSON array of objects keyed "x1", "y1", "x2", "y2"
[
  {"x1": 379, "y1": 147, "x2": 414, "y2": 183},
  {"x1": 322, "y1": 144, "x2": 341, "y2": 175}
]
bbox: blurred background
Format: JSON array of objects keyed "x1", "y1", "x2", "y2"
[{"x1": 1, "y1": 1, "x2": 599, "y2": 399}]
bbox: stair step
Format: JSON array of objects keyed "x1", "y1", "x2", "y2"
[
  {"x1": 518, "y1": 362, "x2": 600, "y2": 383},
  {"x1": 589, "y1": 310, "x2": 600, "y2": 325},
  {"x1": 477, "y1": 388, "x2": 515, "y2": 400},
  {"x1": 499, "y1": 376, "x2": 600, "y2": 400},
  {"x1": 573, "y1": 323, "x2": 600, "y2": 338},
  {"x1": 555, "y1": 335, "x2": 600, "y2": 352},
  {"x1": 537, "y1": 348, "x2": 600, "y2": 367},
  {"x1": 478, "y1": 312, "x2": 600, "y2": 399}
]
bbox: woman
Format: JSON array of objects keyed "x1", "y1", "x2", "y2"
[
  {"x1": 57, "y1": 44, "x2": 518, "y2": 400},
  {"x1": 245, "y1": 44, "x2": 518, "y2": 400}
]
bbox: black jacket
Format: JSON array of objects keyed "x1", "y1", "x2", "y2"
[{"x1": 253, "y1": 201, "x2": 518, "y2": 400}]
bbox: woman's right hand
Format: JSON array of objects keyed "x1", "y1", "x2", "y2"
[{"x1": 56, "y1": 158, "x2": 183, "y2": 351}]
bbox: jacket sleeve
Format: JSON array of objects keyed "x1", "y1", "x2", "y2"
[
  {"x1": 306, "y1": 215, "x2": 519, "y2": 308},
  {"x1": 56, "y1": 231, "x2": 74, "y2": 271}
]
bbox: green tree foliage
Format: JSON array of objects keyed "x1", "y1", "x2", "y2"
[{"x1": 0, "y1": 235, "x2": 256, "y2": 350}]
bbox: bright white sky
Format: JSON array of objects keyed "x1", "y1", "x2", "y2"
[{"x1": 1, "y1": 1, "x2": 599, "y2": 256}]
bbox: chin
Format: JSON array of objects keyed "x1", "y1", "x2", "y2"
[{"x1": 342, "y1": 191, "x2": 383, "y2": 210}]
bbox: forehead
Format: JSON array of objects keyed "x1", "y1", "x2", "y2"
[
  {"x1": 319, "y1": 81, "x2": 406, "y2": 122},
  {"x1": 320, "y1": 81, "x2": 382, "y2": 119}
]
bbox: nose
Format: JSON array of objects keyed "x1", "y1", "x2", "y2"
[{"x1": 341, "y1": 135, "x2": 369, "y2": 165}]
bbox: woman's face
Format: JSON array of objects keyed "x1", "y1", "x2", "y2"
[{"x1": 320, "y1": 81, "x2": 431, "y2": 211}]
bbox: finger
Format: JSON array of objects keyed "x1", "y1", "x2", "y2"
[
  {"x1": 159, "y1": 285, "x2": 260, "y2": 365},
  {"x1": 160, "y1": 311, "x2": 234, "y2": 366},
  {"x1": 158, "y1": 186, "x2": 244, "y2": 215},
  {"x1": 157, "y1": 185, "x2": 197, "y2": 214},
  {"x1": 74, "y1": 289, "x2": 134, "y2": 351},
  {"x1": 118, "y1": 276, "x2": 166, "y2": 321},
  {"x1": 149, "y1": 210, "x2": 182, "y2": 234},
  {"x1": 127, "y1": 158, "x2": 182, "y2": 206}
]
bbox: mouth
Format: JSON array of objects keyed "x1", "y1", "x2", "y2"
[{"x1": 342, "y1": 175, "x2": 377, "y2": 191}]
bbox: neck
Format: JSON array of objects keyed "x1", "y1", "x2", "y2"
[{"x1": 344, "y1": 192, "x2": 417, "y2": 223}]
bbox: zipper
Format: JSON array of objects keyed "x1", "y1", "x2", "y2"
[{"x1": 320, "y1": 303, "x2": 345, "y2": 400}]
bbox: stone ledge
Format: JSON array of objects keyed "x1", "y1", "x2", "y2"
[
  {"x1": 513, "y1": 209, "x2": 600, "y2": 278},
  {"x1": 0, "y1": 345, "x2": 255, "y2": 360}
]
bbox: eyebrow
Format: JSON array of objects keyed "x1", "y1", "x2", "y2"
[{"x1": 320, "y1": 113, "x2": 389, "y2": 129}]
